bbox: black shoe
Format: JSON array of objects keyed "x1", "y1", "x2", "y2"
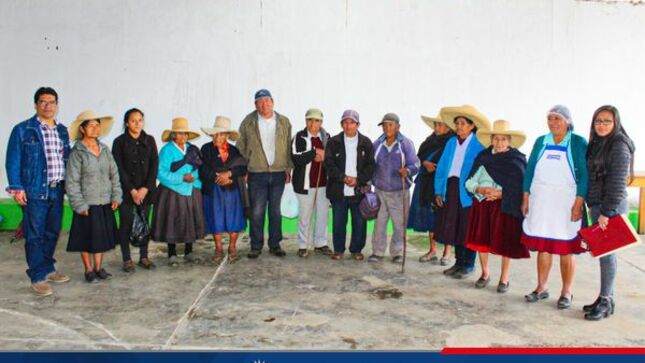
[
  {"x1": 443, "y1": 265, "x2": 460, "y2": 276},
  {"x1": 584, "y1": 297, "x2": 614, "y2": 321},
  {"x1": 583, "y1": 296, "x2": 612, "y2": 312},
  {"x1": 525, "y1": 290, "x2": 549, "y2": 302},
  {"x1": 557, "y1": 295, "x2": 573, "y2": 309},
  {"x1": 247, "y1": 249, "x2": 262, "y2": 259},
  {"x1": 453, "y1": 268, "x2": 474, "y2": 280},
  {"x1": 85, "y1": 271, "x2": 99, "y2": 283},
  {"x1": 269, "y1": 247, "x2": 286, "y2": 257},
  {"x1": 95, "y1": 268, "x2": 112, "y2": 280}
]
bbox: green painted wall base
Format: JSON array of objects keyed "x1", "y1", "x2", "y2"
[{"x1": 0, "y1": 199, "x2": 639, "y2": 234}]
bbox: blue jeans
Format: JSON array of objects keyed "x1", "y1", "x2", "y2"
[
  {"x1": 455, "y1": 245, "x2": 476, "y2": 272},
  {"x1": 331, "y1": 197, "x2": 367, "y2": 254},
  {"x1": 22, "y1": 185, "x2": 64, "y2": 283},
  {"x1": 248, "y1": 172, "x2": 286, "y2": 251}
]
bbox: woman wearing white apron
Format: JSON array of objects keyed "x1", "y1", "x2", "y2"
[{"x1": 521, "y1": 105, "x2": 588, "y2": 309}]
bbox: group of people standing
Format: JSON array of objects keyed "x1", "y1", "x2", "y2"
[{"x1": 6, "y1": 87, "x2": 634, "y2": 322}]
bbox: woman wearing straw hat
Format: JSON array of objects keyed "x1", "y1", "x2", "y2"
[
  {"x1": 464, "y1": 120, "x2": 529, "y2": 292},
  {"x1": 434, "y1": 105, "x2": 490, "y2": 280},
  {"x1": 112, "y1": 108, "x2": 159, "y2": 272},
  {"x1": 199, "y1": 116, "x2": 247, "y2": 264},
  {"x1": 410, "y1": 113, "x2": 455, "y2": 265},
  {"x1": 151, "y1": 117, "x2": 205, "y2": 267},
  {"x1": 65, "y1": 110, "x2": 122, "y2": 283},
  {"x1": 521, "y1": 105, "x2": 588, "y2": 310}
]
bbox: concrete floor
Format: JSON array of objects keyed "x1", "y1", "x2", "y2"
[{"x1": 0, "y1": 231, "x2": 643, "y2": 350}]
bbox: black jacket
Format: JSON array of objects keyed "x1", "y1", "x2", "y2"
[
  {"x1": 199, "y1": 142, "x2": 247, "y2": 195},
  {"x1": 291, "y1": 127, "x2": 330, "y2": 195},
  {"x1": 586, "y1": 132, "x2": 635, "y2": 216},
  {"x1": 324, "y1": 131, "x2": 375, "y2": 201},
  {"x1": 112, "y1": 130, "x2": 158, "y2": 204}
]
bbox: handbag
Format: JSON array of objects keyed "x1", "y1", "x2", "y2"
[
  {"x1": 357, "y1": 185, "x2": 381, "y2": 220},
  {"x1": 129, "y1": 205, "x2": 151, "y2": 247}
]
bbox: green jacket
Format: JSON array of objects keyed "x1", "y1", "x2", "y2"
[{"x1": 237, "y1": 111, "x2": 294, "y2": 173}]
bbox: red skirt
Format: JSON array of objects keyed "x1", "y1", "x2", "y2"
[{"x1": 465, "y1": 199, "x2": 529, "y2": 259}]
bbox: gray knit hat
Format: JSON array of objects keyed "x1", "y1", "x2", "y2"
[{"x1": 548, "y1": 105, "x2": 573, "y2": 131}]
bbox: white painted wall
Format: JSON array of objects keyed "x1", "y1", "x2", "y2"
[{"x1": 1, "y1": 0, "x2": 644, "y2": 204}]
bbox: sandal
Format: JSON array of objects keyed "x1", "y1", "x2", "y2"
[
  {"x1": 351, "y1": 253, "x2": 364, "y2": 261},
  {"x1": 331, "y1": 252, "x2": 344, "y2": 260},
  {"x1": 525, "y1": 290, "x2": 549, "y2": 303},
  {"x1": 211, "y1": 250, "x2": 225, "y2": 264},
  {"x1": 227, "y1": 253, "x2": 239, "y2": 264},
  {"x1": 122, "y1": 260, "x2": 135, "y2": 273},
  {"x1": 297, "y1": 249, "x2": 309, "y2": 258},
  {"x1": 418, "y1": 250, "x2": 437, "y2": 263}
]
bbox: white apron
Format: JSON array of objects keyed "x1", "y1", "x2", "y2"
[{"x1": 522, "y1": 144, "x2": 581, "y2": 241}]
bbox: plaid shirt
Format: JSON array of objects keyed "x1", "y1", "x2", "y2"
[{"x1": 39, "y1": 120, "x2": 66, "y2": 183}]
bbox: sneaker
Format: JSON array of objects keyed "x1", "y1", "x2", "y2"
[
  {"x1": 31, "y1": 281, "x2": 53, "y2": 296},
  {"x1": 85, "y1": 271, "x2": 100, "y2": 283},
  {"x1": 184, "y1": 253, "x2": 201, "y2": 263},
  {"x1": 122, "y1": 260, "x2": 136, "y2": 273},
  {"x1": 392, "y1": 256, "x2": 404, "y2": 264},
  {"x1": 367, "y1": 254, "x2": 384, "y2": 263},
  {"x1": 314, "y1": 246, "x2": 333, "y2": 256},
  {"x1": 269, "y1": 247, "x2": 287, "y2": 257},
  {"x1": 95, "y1": 268, "x2": 112, "y2": 280},
  {"x1": 247, "y1": 249, "x2": 262, "y2": 259},
  {"x1": 297, "y1": 249, "x2": 309, "y2": 258},
  {"x1": 453, "y1": 269, "x2": 474, "y2": 280},
  {"x1": 168, "y1": 255, "x2": 179, "y2": 267},
  {"x1": 46, "y1": 271, "x2": 70, "y2": 283}
]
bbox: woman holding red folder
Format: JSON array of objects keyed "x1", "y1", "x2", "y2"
[{"x1": 584, "y1": 105, "x2": 635, "y2": 321}]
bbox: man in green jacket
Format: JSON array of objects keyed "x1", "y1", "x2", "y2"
[{"x1": 237, "y1": 89, "x2": 293, "y2": 259}]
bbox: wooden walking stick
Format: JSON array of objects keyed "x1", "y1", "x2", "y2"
[{"x1": 399, "y1": 144, "x2": 409, "y2": 274}]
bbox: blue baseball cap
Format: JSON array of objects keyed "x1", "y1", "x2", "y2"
[{"x1": 254, "y1": 89, "x2": 272, "y2": 101}]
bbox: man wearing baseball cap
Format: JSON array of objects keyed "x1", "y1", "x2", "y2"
[
  {"x1": 368, "y1": 113, "x2": 419, "y2": 264},
  {"x1": 324, "y1": 110, "x2": 375, "y2": 261},
  {"x1": 237, "y1": 89, "x2": 293, "y2": 259}
]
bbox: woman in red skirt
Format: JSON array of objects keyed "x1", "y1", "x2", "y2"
[{"x1": 464, "y1": 120, "x2": 529, "y2": 292}]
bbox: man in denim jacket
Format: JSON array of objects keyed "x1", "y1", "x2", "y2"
[{"x1": 5, "y1": 87, "x2": 71, "y2": 296}]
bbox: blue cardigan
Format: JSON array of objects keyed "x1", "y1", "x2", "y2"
[
  {"x1": 434, "y1": 135, "x2": 485, "y2": 208},
  {"x1": 523, "y1": 132, "x2": 588, "y2": 198},
  {"x1": 158, "y1": 142, "x2": 201, "y2": 196}
]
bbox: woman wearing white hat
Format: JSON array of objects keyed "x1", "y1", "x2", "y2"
[
  {"x1": 65, "y1": 110, "x2": 122, "y2": 283},
  {"x1": 521, "y1": 105, "x2": 588, "y2": 309},
  {"x1": 434, "y1": 105, "x2": 490, "y2": 280},
  {"x1": 199, "y1": 116, "x2": 247, "y2": 264},
  {"x1": 410, "y1": 113, "x2": 455, "y2": 265},
  {"x1": 151, "y1": 117, "x2": 205, "y2": 267},
  {"x1": 464, "y1": 120, "x2": 529, "y2": 292}
]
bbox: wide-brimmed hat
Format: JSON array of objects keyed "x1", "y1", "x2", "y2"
[
  {"x1": 161, "y1": 117, "x2": 200, "y2": 142},
  {"x1": 201, "y1": 116, "x2": 240, "y2": 141},
  {"x1": 440, "y1": 105, "x2": 491, "y2": 132},
  {"x1": 69, "y1": 110, "x2": 114, "y2": 140},
  {"x1": 476, "y1": 119, "x2": 526, "y2": 149},
  {"x1": 420, "y1": 112, "x2": 450, "y2": 130}
]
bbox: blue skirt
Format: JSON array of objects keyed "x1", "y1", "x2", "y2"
[
  {"x1": 203, "y1": 186, "x2": 246, "y2": 234},
  {"x1": 407, "y1": 179, "x2": 436, "y2": 232}
]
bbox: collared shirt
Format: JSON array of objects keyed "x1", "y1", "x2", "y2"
[
  {"x1": 343, "y1": 134, "x2": 359, "y2": 196},
  {"x1": 448, "y1": 132, "x2": 473, "y2": 178},
  {"x1": 258, "y1": 113, "x2": 277, "y2": 166},
  {"x1": 38, "y1": 118, "x2": 65, "y2": 183}
]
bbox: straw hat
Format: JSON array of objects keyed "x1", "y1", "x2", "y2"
[
  {"x1": 69, "y1": 110, "x2": 114, "y2": 140},
  {"x1": 161, "y1": 117, "x2": 200, "y2": 142},
  {"x1": 476, "y1": 119, "x2": 526, "y2": 149},
  {"x1": 420, "y1": 110, "x2": 453, "y2": 130},
  {"x1": 440, "y1": 105, "x2": 491, "y2": 132},
  {"x1": 200, "y1": 116, "x2": 240, "y2": 141}
]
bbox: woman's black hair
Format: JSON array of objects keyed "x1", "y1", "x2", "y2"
[
  {"x1": 455, "y1": 116, "x2": 478, "y2": 134},
  {"x1": 123, "y1": 108, "x2": 144, "y2": 130},
  {"x1": 586, "y1": 105, "x2": 634, "y2": 183}
]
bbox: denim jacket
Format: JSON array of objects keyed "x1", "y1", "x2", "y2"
[{"x1": 5, "y1": 115, "x2": 71, "y2": 200}]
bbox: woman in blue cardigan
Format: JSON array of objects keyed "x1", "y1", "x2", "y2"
[
  {"x1": 151, "y1": 118, "x2": 205, "y2": 267},
  {"x1": 521, "y1": 105, "x2": 588, "y2": 310},
  {"x1": 434, "y1": 105, "x2": 490, "y2": 280}
]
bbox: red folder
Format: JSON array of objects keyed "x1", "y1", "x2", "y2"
[{"x1": 578, "y1": 214, "x2": 642, "y2": 258}]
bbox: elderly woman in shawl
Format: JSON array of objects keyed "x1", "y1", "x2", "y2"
[
  {"x1": 409, "y1": 113, "x2": 455, "y2": 265},
  {"x1": 464, "y1": 120, "x2": 529, "y2": 293}
]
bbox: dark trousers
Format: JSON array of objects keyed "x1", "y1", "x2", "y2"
[
  {"x1": 455, "y1": 245, "x2": 477, "y2": 271},
  {"x1": 248, "y1": 172, "x2": 286, "y2": 251},
  {"x1": 168, "y1": 243, "x2": 193, "y2": 257},
  {"x1": 22, "y1": 185, "x2": 64, "y2": 283},
  {"x1": 117, "y1": 201, "x2": 150, "y2": 262},
  {"x1": 331, "y1": 197, "x2": 367, "y2": 254}
]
